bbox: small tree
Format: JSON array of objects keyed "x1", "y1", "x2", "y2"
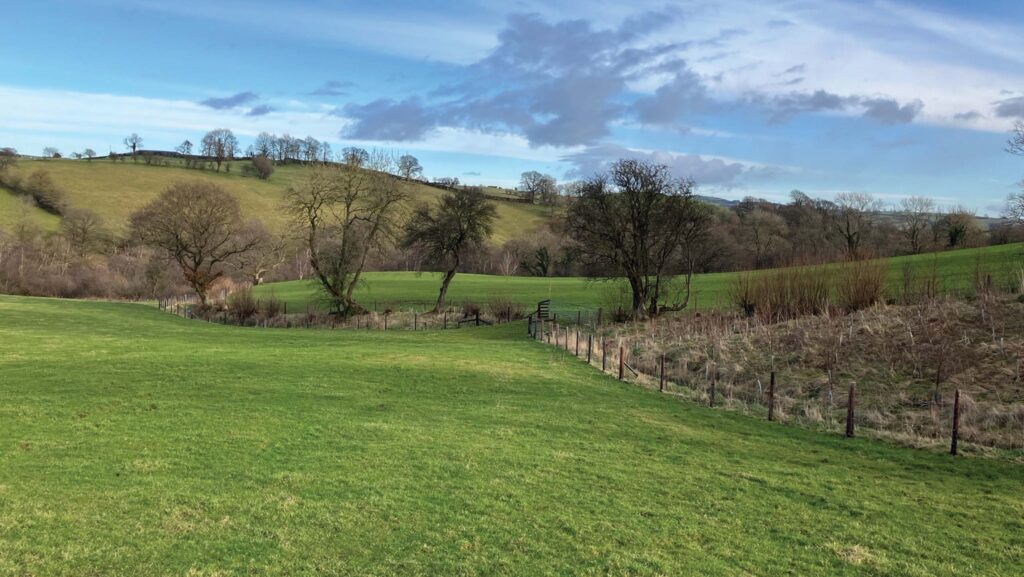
[
  {"x1": 398, "y1": 154, "x2": 422, "y2": 180},
  {"x1": 123, "y1": 133, "x2": 143, "y2": 160},
  {"x1": 0, "y1": 147, "x2": 16, "y2": 173},
  {"x1": 519, "y1": 171, "x2": 556, "y2": 204},
  {"x1": 24, "y1": 170, "x2": 65, "y2": 214},
  {"x1": 130, "y1": 181, "x2": 261, "y2": 305},
  {"x1": 83, "y1": 148, "x2": 97, "y2": 162},
  {"x1": 403, "y1": 187, "x2": 497, "y2": 312},
  {"x1": 829, "y1": 192, "x2": 882, "y2": 259},
  {"x1": 60, "y1": 208, "x2": 108, "y2": 256},
  {"x1": 232, "y1": 220, "x2": 285, "y2": 285},
  {"x1": 250, "y1": 155, "x2": 274, "y2": 180},
  {"x1": 42, "y1": 147, "x2": 60, "y2": 159},
  {"x1": 176, "y1": 139, "x2": 193, "y2": 156}
]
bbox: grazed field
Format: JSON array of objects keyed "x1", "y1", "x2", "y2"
[
  {"x1": 0, "y1": 159, "x2": 552, "y2": 243},
  {"x1": 256, "y1": 242, "x2": 1024, "y2": 314},
  {"x1": 0, "y1": 296, "x2": 1021, "y2": 575}
]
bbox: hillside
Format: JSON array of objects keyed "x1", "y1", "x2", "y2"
[
  {"x1": 1, "y1": 295, "x2": 1021, "y2": 575},
  {"x1": 0, "y1": 159, "x2": 553, "y2": 244}
]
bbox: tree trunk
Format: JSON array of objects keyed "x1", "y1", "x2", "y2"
[{"x1": 435, "y1": 267, "x2": 456, "y2": 313}]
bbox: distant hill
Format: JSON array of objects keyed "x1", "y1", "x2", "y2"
[{"x1": 0, "y1": 158, "x2": 553, "y2": 245}]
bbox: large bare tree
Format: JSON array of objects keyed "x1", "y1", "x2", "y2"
[
  {"x1": 131, "y1": 181, "x2": 260, "y2": 304},
  {"x1": 519, "y1": 171, "x2": 556, "y2": 204},
  {"x1": 284, "y1": 153, "x2": 406, "y2": 315},
  {"x1": 829, "y1": 192, "x2": 882, "y2": 259},
  {"x1": 565, "y1": 159, "x2": 712, "y2": 319},
  {"x1": 403, "y1": 187, "x2": 497, "y2": 312},
  {"x1": 200, "y1": 129, "x2": 238, "y2": 172},
  {"x1": 898, "y1": 196, "x2": 935, "y2": 254}
]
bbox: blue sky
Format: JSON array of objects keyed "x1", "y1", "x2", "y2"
[{"x1": 2, "y1": 0, "x2": 1023, "y2": 214}]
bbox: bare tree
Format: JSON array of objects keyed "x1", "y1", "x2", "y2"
[
  {"x1": 898, "y1": 196, "x2": 935, "y2": 254},
  {"x1": 934, "y1": 206, "x2": 982, "y2": 248},
  {"x1": 284, "y1": 153, "x2": 406, "y2": 315},
  {"x1": 42, "y1": 147, "x2": 60, "y2": 159},
  {"x1": 303, "y1": 136, "x2": 322, "y2": 163},
  {"x1": 60, "y1": 208, "x2": 108, "y2": 256},
  {"x1": 342, "y1": 147, "x2": 369, "y2": 167},
  {"x1": 130, "y1": 181, "x2": 260, "y2": 305},
  {"x1": 1008, "y1": 120, "x2": 1024, "y2": 157},
  {"x1": 83, "y1": 148, "x2": 97, "y2": 162},
  {"x1": 398, "y1": 154, "x2": 422, "y2": 180},
  {"x1": 519, "y1": 171, "x2": 556, "y2": 204},
  {"x1": 565, "y1": 158, "x2": 711, "y2": 319},
  {"x1": 403, "y1": 187, "x2": 497, "y2": 312},
  {"x1": 738, "y1": 208, "x2": 788, "y2": 268},
  {"x1": 176, "y1": 139, "x2": 193, "y2": 156},
  {"x1": 123, "y1": 133, "x2": 143, "y2": 160},
  {"x1": 252, "y1": 132, "x2": 275, "y2": 158},
  {"x1": 249, "y1": 155, "x2": 274, "y2": 180},
  {"x1": 232, "y1": 220, "x2": 285, "y2": 285},
  {"x1": 830, "y1": 192, "x2": 882, "y2": 259},
  {"x1": 200, "y1": 129, "x2": 238, "y2": 172}
]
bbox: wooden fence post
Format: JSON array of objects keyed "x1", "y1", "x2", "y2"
[
  {"x1": 587, "y1": 335, "x2": 592, "y2": 363},
  {"x1": 577, "y1": 311, "x2": 581, "y2": 326},
  {"x1": 659, "y1": 355, "x2": 665, "y2": 392},
  {"x1": 845, "y1": 384, "x2": 856, "y2": 438},
  {"x1": 601, "y1": 338, "x2": 606, "y2": 371},
  {"x1": 384, "y1": 313, "x2": 388, "y2": 331},
  {"x1": 951, "y1": 389, "x2": 961, "y2": 456},
  {"x1": 768, "y1": 371, "x2": 776, "y2": 422},
  {"x1": 618, "y1": 346, "x2": 624, "y2": 380},
  {"x1": 475, "y1": 311, "x2": 480, "y2": 326},
  {"x1": 414, "y1": 312, "x2": 418, "y2": 331},
  {"x1": 710, "y1": 364, "x2": 716, "y2": 408},
  {"x1": 596, "y1": 308, "x2": 602, "y2": 327},
  {"x1": 444, "y1": 311, "x2": 448, "y2": 330},
  {"x1": 575, "y1": 331, "x2": 579, "y2": 356},
  {"x1": 565, "y1": 327, "x2": 569, "y2": 351}
]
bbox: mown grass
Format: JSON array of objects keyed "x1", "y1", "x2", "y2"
[
  {"x1": 0, "y1": 295, "x2": 1022, "y2": 575},
  {"x1": 0, "y1": 159, "x2": 551, "y2": 243},
  {"x1": 257, "y1": 242, "x2": 1024, "y2": 315}
]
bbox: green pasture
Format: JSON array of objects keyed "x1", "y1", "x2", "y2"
[{"x1": 0, "y1": 295, "x2": 1021, "y2": 575}]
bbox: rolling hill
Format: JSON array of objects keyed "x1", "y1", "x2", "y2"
[{"x1": 0, "y1": 158, "x2": 553, "y2": 244}]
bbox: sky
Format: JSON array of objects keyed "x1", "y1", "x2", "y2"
[{"x1": 2, "y1": 0, "x2": 1023, "y2": 214}]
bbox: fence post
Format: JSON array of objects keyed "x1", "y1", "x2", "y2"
[
  {"x1": 710, "y1": 365, "x2": 716, "y2": 408},
  {"x1": 414, "y1": 312, "x2": 418, "y2": 331},
  {"x1": 575, "y1": 331, "x2": 579, "y2": 356},
  {"x1": 587, "y1": 335, "x2": 592, "y2": 363},
  {"x1": 951, "y1": 389, "x2": 961, "y2": 456},
  {"x1": 601, "y1": 338, "x2": 606, "y2": 371},
  {"x1": 845, "y1": 384, "x2": 856, "y2": 438},
  {"x1": 577, "y1": 311, "x2": 581, "y2": 326},
  {"x1": 618, "y1": 346, "x2": 624, "y2": 380},
  {"x1": 660, "y1": 355, "x2": 665, "y2": 392},
  {"x1": 384, "y1": 313, "x2": 388, "y2": 331},
  {"x1": 476, "y1": 311, "x2": 480, "y2": 326},
  {"x1": 596, "y1": 308, "x2": 602, "y2": 327},
  {"x1": 565, "y1": 327, "x2": 569, "y2": 352},
  {"x1": 284, "y1": 301, "x2": 288, "y2": 316},
  {"x1": 768, "y1": 371, "x2": 776, "y2": 422}
]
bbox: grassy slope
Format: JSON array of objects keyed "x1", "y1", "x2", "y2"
[
  {"x1": 0, "y1": 160, "x2": 550, "y2": 243},
  {"x1": 0, "y1": 184, "x2": 60, "y2": 232},
  {"x1": 0, "y1": 295, "x2": 1021, "y2": 575},
  {"x1": 257, "y1": 242, "x2": 1024, "y2": 314}
]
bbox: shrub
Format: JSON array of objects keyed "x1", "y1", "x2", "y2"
[
  {"x1": 261, "y1": 293, "x2": 283, "y2": 318},
  {"x1": 251, "y1": 155, "x2": 274, "y2": 180},
  {"x1": 227, "y1": 289, "x2": 259, "y2": 321},
  {"x1": 835, "y1": 259, "x2": 886, "y2": 313},
  {"x1": 487, "y1": 296, "x2": 524, "y2": 322},
  {"x1": 23, "y1": 170, "x2": 65, "y2": 215},
  {"x1": 461, "y1": 299, "x2": 481, "y2": 318}
]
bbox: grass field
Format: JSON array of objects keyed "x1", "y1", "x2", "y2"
[
  {"x1": 0, "y1": 159, "x2": 551, "y2": 244},
  {"x1": 0, "y1": 295, "x2": 1021, "y2": 575},
  {"x1": 255, "y1": 242, "x2": 1024, "y2": 315}
]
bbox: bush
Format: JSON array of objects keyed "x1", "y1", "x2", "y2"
[
  {"x1": 22, "y1": 170, "x2": 65, "y2": 215},
  {"x1": 836, "y1": 259, "x2": 886, "y2": 313},
  {"x1": 461, "y1": 300, "x2": 481, "y2": 318},
  {"x1": 251, "y1": 155, "x2": 274, "y2": 180},
  {"x1": 261, "y1": 293, "x2": 283, "y2": 318},
  {"x1": 731, "y1": 264, "x2": 831, "y2": 322},
  {"x1": 487, "y1": 296, "x2": 524, "y2": 322},
  {"x1": 227, "y1": 289, "x2": 259, "y2": 321}
]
